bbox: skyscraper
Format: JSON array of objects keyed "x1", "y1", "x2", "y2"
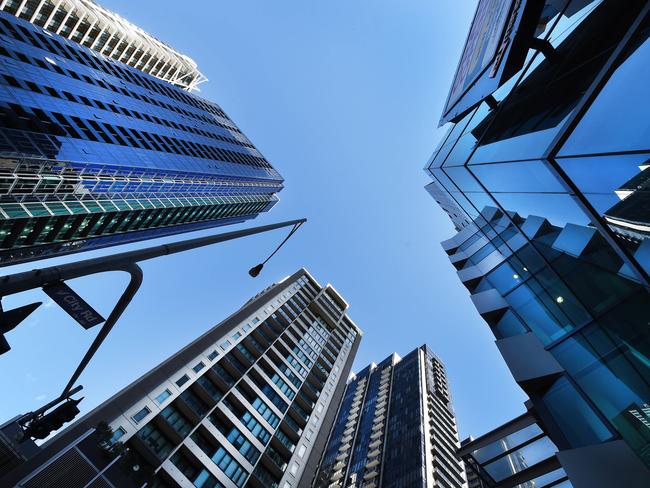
[
  {"x1": 426, "y1": 0, "x2": 650, "y2": 486},
  {"x1": 313, "y1": 346, "x2": 467, "y2": 488},
  {"x1": 0, "y1": 5, "x2": 283, "y2": 266},
  {"x1": 0, "y1": 268, "x2": 362, "y2": 488},
  {"x1": 0, "y1": 0, "x2": 207, "y2": 90}
]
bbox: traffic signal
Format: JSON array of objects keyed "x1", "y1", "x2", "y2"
[
  {"x1": 0, "y1": 300, "x2": 42, "y2": 355},
  {"x1": 23, "y1": 398, "x2": 83, "y2": 440}
]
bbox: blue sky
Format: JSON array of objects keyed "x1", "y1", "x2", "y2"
[{"x1": 0, "y1": 0, "x2": 527, "y2": 440}]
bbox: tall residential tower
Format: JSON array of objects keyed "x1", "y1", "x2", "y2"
[
  {"x1": 0, "y1": 4, "x2": 283, "y2": 266},
  {"x1": 426, "y1": 0, "x2": 650, "y2": 486},
  {"x1": 313, "y1": 346, "x2": 467, "y2": 488},
  {"x1": 0, "y1": 269, "x2": 361, "y2": 488}
]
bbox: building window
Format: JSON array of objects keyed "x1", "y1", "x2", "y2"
[
  {"x1": 305, "y1": 429, "x2": 314, "y2": 440},
  {"x1": 220, "y1": 340, "x2": 232, "y2": 350},
  {"x1": 131, "y1": 406, "x2": 151, "y2": 424},
  {"x1": 193, "y1": 361, "x2": 205, "y2": 373},
  {"x1": 109, "y1": 427, "x2": 126, "y2": 444},
  {"x1": 155, "y1": 389, "x2": 172, "y2": 405},
  {"x1": 232, "y1": 331, "x2": 242, "y2": 340},
  {"x1": 298, "y1": 444, "x2": 307, "y2": 458},
  {"x1": 252, "y1": 318, "x2": 260, "y2": 324},
  {"x1": 243, "y1": 324, "x2": 252, "y2": 332},
  {"x1": 176, "y1": 374, "x2": 189, "y2": 387},
  {"x1": 290, "y1": 462, "x2": 299, "y2": 475},
  {"x1": 208, "y1": 350, "x2": 219, "y2": 360}
]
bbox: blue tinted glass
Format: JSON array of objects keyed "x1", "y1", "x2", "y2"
[
  {"x1": 155, "y1": 389, "x2": 171, "y2": 404},
  {"x1": 483, "y1": 436, "x2": 557, "y2": 482},
  {"x1": 506, "y1": 284, "x2": 575, "y2": 344},
  {"x1": 470, "y1": 160, "x2": 565, "y2": 193},
  {"x1": 542, "y1": 377, "x2": 613, "y2": 447},
  {"x1": 559, "y1": 21, "x2": 650, "y2": 156}
]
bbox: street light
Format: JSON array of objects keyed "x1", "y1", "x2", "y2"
[
  {"x1": 248, "y1": 219, "x2": 303, "y2": 277},
  {"x1": 1, "y1": 218, "x2": 306, "y2": 436}
]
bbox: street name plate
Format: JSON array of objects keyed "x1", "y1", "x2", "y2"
[{"x1": 43, "y1": 282, "x2": 105, "y2": 329}]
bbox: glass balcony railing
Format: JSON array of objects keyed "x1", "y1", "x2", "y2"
[
  {"x1": 298, "y1": 390, "x2": 315, "y2": 409},
  {"x1": 274, "y1": 429, "x2": 296, "y2": 453},
  {"x1": 283, "y1": 414, "x2": 303, "y2": 435},
  {"x1": 291, "y1": 402, "x2": 309, "y2": 422},
  {"x1": 236, "y1": 343, "x2": 256, "y2": 363},
  {"x1": 211, "y1": 364, "x2": 235, "y2": 387},
  {"x1": 265, "y1": 445, "x2": 288, "y2": 471},
  {"x1": 253, "y1": 465, "x2": 280, "y2": 488},
  {"x1": 196, "y1": 376, "x2": 223, "y2": 402}
]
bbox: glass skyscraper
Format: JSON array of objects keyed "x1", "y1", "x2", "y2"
[
  {"x1": 0, "y1": 5, "x2": 283, "y2": 266},
  {"x1": 313, "y1": 346, "x2": 467, "y2": 488},
  {"x1": 0, "y1": 0, "x2": 207, "y2": 90},
  {"x1": 426, "y1": 0, "x2": 650, "y2": 486},
  {"x1": 0, "y1": 268, "x2": 361, "y2": 488}
]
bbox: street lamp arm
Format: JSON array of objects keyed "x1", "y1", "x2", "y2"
[{"x1": 0, "y1": 218, "x2": 307, "y2": 298}]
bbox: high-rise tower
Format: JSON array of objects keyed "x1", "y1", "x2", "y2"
[
  {"x1": 0, "y1": 5, "x2": 283, "y2": 266},
  {"x1": 0, "y1": 0, "x2": 207, "y2": 90},
  {"x1": 0, "y1": 269, "x2": 361, "y2": 488},
  {"x1": 313, "y1": 346, "x2": 467, "y2": 488},
  {"x1": 425, "y1": 0, "x2": 650, "y2": 486}
]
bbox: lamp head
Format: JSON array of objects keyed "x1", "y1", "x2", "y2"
[{"x1": 248, "y1": 264, "x2": 264, "y2": 278}]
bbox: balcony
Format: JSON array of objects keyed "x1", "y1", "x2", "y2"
[
  {"x1": 233, "y1": 343, "x2": 256, "y2": 366},
  {"x1": 363, "y1": 470, "x2": 379, "y2": 480},
  {"x1": 250, "y1": 465, "x2": 280, "y2": 488},
  {"x1": 273, "y1": 429, "x2": 296, "y2": 454},
  {"x1": 290, "y1": 402, "x2": 310, "y2": 425},
  {"x1": 368, "y1": 438, "x2": 382, "y2": 450},
  {"x1": 282, "y1": 414, "x2": 303, "y2": 439},
  {"x1": 302, "y1": 380, "x2": 320, "y2": 400},
  {"x1": 339, "y1": 441, "x2": 352, "y2": 452},
  {"x1": 331, "y1": 469, "x2": 344, "y2": 481},
  {"x1": 365, "y1": 458, "x2": 380, "y2": 470},
  {"x1": 367, "y1": 448, "x2": 381, "y2": 458},
  {"x1": 264, "y1": 444, "x2": 289, "y2": 474},
  {"x1": 195, "y1": 376, "x2": 223, "y2": 404},
  {"x1": 297, "y1": 389, "x2": 316, "y2": 411},
  {"x1": 209, "y1": 363, "x2": 236, "y2": 390},
  {"x1": 335, "y1": 452, "x2": 348, "y2": 462}
]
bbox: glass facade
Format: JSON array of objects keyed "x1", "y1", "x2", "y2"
[
  {"x1": 314, "y1": 346, "x2": 466, "y2": 488},
  {"x1": 459, "y1": 413, "x2": 572, "y2": 488},
  {"x1": 0, "y1": 0, "x2": 207, "y2": 90},
  {"x1": 0, "y1": 9, "x2": 283, "y2": 266},
  {"x1": 426, "y1": 0, "x2": 650, "y2": 477}
]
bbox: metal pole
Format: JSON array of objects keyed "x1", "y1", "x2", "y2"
[
  {"x1": 0, "y1": 218, "x2": 306, "y2": 297},
  {"x1": 60, "y1": 263, "x2": 143, "y2": 397},
  {"x1": 2, "y1": 218, "x2": 305, "y2": 424}
]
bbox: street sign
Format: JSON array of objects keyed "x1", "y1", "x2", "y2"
[{"x1": 43, "y1": 282, "x2": 105, "y2": 329}]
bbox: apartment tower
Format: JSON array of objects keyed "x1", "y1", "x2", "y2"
[
  {"x1": 313, "y1": 346, "x2": 467, "y2": 488},
  {"x1": 0, "y1": 269, "x2": 362, "y2": 488}
]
